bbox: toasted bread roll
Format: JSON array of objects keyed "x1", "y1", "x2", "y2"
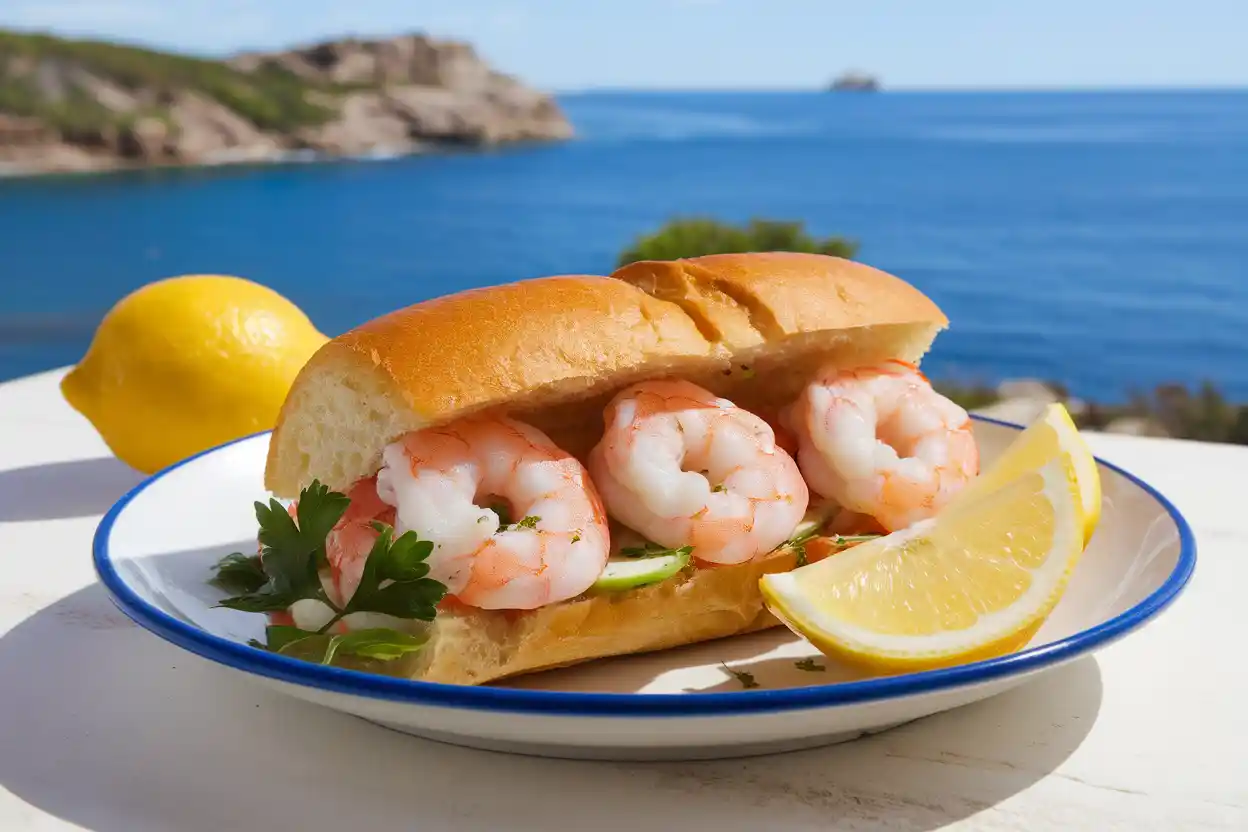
[{"x1": 263, "y1": 253, "x2": 948, "y2": 685}]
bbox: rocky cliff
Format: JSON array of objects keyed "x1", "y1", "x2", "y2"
[{"x1": 0, "y1": 30, "x2": 573, "y2": 175}]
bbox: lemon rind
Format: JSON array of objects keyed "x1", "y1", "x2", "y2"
[{"x1": 1051, "y1": 406, "x2": 1102, "y2": 529}]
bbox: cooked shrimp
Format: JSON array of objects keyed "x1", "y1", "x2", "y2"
[
  {"x1": 323, "y1": 477, "x2": 395, "y2": 607},
  {"x1": 278, "y1": 478, "x2": 397, "y2": 633},
  {"x1": 784, "y1": 360, "x2": 979, "y2": 532},
  {"x1": 587, "y1": 378, "x2": 809, "y2": 565},
  {"x1": 360, "y1": 415, "x2": 612, "y2": 611}
]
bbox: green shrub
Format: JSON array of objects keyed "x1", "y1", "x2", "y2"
[
  {"x1": 617, "y1": 218, "x2": 859, "y2": 267},
  {"x1": 0, "y1": 73, "x2": 115, "y2": 139}
]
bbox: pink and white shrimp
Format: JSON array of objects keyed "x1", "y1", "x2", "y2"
[
  {"x1": 273, "y1": 480, "x2": 399, "y2": 633},
  {"x1": 587, "y1": 378, "x2": 809, "y2": 565},
  {"x1": 323, "y1": 478, "x2": 395, "y2": 609},
  {"x1": 784, "y1": 360, "x2": 979, "y2": 532},
  {"x1": 351, "y1": 415, "x2": 612, "y2": 611}
]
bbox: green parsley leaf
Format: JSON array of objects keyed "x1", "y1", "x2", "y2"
[
  {"x1": 330, "y1": 628, "x2": 431, "y2": 661},
  {"x1": 265, "y1": 624, "x2": 315, "y2": 652},
  {"x1": 209, "y1": 552, "x2": 267, "y2": 595},
  {"x1": 272, "y1": 627, "x2": 430, "y2": 665},
  {"x1": 721, "y1": 662, "x2": 760, "y2": 690},
  {"x1": 504, "y1": 515, "x2": 540, "y2": 531},
  {"x1": 215, "y1": 582, "x2": 301, "y2": 614},
  {"x1": 215, "y1": 480, "x2": 350, "y2": 613},
  {"x1": 273, "y1": 633, "x2": 335, "y2": 663},
  {"x1": 366, "y1": 521, "x2": 433, "y2": 581},
  {"x1": 794, "y1": 658, "x2": 826, "y2": 672},
  {"x1": 295, "y1": 481, "x2": 352, "y2": 556},
  {"x1": 344, "y1": 523, "x2": 446, "y2": 621}
]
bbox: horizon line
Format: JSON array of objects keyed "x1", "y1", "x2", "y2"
[{"x1": 552, "y1": 82, "x2": 1248, "y2": 95}]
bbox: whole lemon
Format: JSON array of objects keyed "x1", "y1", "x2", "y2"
[{"x1": 61, "y1": 274, "x2": 328, "y2": 474}]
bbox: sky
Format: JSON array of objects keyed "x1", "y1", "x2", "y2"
[{"x1": 0, "y1": 0, "x2": 1244, "y2": 91}]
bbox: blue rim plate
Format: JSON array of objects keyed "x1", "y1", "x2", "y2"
[{"x1": 93, "y1": 414, "x2": 1197, "y2": 718}]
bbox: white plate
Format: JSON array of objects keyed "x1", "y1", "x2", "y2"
[{"x1": 93, "y1": 415, "x2": 1195, "y2": 761}]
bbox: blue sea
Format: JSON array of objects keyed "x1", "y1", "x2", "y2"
[{"x1": 2, "y1": 90, "x2": 1246, "y2": 401}]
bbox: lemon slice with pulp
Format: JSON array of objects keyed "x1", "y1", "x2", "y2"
[{"x1": 759, "y1": 454, "x2": 1086, "y2": 673}]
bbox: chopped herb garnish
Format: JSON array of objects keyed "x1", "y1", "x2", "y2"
[
  {"x1": 779, "y1": 515, "x2": 882, "y2": 567},
  {"x1": 620, "y1": 541, "x2": 695, "y2": 560},
  {"x1": 721, "y1": 662, "x2": 760, "y2": 690},
  {"x1": 711, "y1": 484, "x2": 727, "y2": 493},
  {"x1": 783, "y1": 522, "x2": 824, "y2": 567},
  {"x1": 497, "y1": 514, "x2": 541, "y2": 532},
  {"x1": 210, "y1": 552, "x2": 267, "y2": 595},
  {"x1": 785, "y1": 523, "x2": 825, "y2": 550},
  {"x1": 794, "y1": 658, "x2": 826, "y2": 672},
  {"x1": 211, "y1": 479, "x2": 446, "y2": 668}
]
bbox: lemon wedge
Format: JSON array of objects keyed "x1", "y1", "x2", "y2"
[
  {"x1": 759, "y1": 453, "x2": 1086, "y2": 673},
  {"x1": 966, "y1": 403, "x2": 1101, "y2": 543}
]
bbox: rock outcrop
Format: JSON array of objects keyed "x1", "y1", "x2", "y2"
[
  {"x1": 231, "y1": 35, "x2": 573, "y2": 153},
  {"x1": 0, "y1": 31, "x2": 573, "y2": 175}
]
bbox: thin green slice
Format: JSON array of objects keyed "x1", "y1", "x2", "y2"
[{"x1": 591, "y1": 550, "x2": 692, "y2": 592}]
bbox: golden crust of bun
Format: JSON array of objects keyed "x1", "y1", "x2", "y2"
[
  {"x1": 266, "y1": 253, "x2": 947, "y2": 497},
  {"x1": 610, "y1": 251, "x2": 948, "y2": 350},
  {"x1": 264, "y1": 274, "x2": 713, "y2": 496}
]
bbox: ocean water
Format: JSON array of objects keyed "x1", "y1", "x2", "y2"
[{"x1": 1, "y1": 90, "x2": 1246, "y2": 401}]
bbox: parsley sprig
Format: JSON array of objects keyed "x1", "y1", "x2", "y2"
[
  {"x1": 263, "y1": 625, "x2": 430, "y2": 666},
  {"x1": 210, "y1": 480, "x2": 446, "y2": 667}
]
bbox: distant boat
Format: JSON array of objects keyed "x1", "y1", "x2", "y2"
[{"x1": 829, "y1": 72, "x2": 880, "y2": 92}]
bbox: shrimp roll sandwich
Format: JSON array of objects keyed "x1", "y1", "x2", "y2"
[{"x1": 253, "y1": 252, "x2": 978, "y2": 685}]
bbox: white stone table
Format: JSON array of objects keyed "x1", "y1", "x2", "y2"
[{"x1": 0, "y1": 368, "x2": 1243, "y2": 831}]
